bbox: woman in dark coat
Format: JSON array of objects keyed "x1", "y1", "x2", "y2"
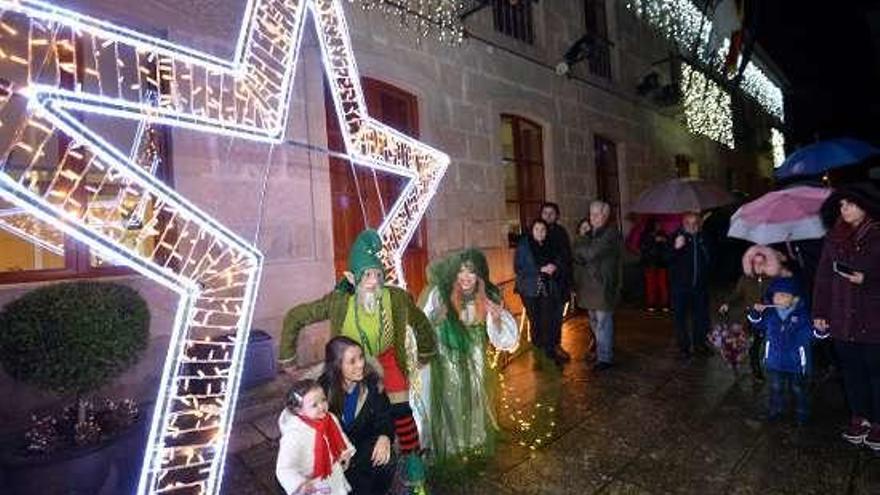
[
  {"x1": 639, "y1": 218, "x2": 670, "y2": 312},
  {"x1": 515, "y1": 219, "x2": 565, "y2": 365},
  {"x1": 319, "y1": 336, "x2": 395, "y2": 494},
  {"x1": 813, "y1": 182, "x2": 880, "y2": 450}
]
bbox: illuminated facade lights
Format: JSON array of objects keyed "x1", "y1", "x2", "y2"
[
  {"x1": 0, "y1": 1, "x2": 449, "y2": 494},
  {"x1": 680, "y1": 63, "x2": 734, "y2": 149},
  {"x1": 627, "y1": 0, "x2": 785, "y2": 122},
  {"x1": 771, "y1": 127, "x2": 785, "y2": 168},
  {"x1": 739, "y1": 57, "x2": 785, "y2": 122},
  {"x1": 353, "y1": 0, "x2": 465, "y2": 44}
]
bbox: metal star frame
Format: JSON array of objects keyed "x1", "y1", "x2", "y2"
[{"x1": 0, "y1": 0, "x2": 449, "y2": 493}]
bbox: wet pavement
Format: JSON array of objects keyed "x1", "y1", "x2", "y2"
[{"x1": 223, "y1": 309, "x2": 880, "y2": 494}]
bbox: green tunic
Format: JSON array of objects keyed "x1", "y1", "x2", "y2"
[
  {"x1": 340, "y1": 288, "x2": 393, "y2": 356},
  {"x1": 279, "y1": 285, "x2": 435, "y2": 372}
]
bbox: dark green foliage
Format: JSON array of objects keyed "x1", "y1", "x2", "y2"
[{"x1": 0, "y1": 281, "x2": 149, "y2": 397}]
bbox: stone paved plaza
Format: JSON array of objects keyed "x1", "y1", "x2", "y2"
[{"x1": 223, "y1": 309, "x2": 880, "y2": 494}]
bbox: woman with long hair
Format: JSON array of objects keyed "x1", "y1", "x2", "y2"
[
  {"x1": 318, "y1": 336, "x2": 395, "y2": 494},
  {"x1": 414, "y1": 249, "x2": 518, "y2": 475}
]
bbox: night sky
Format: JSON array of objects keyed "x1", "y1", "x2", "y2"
[{"x1": 756, "y1": 0, "x2": 880, "y2": 149}]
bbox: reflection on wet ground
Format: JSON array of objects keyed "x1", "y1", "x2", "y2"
[{"x1": 224, "y1": 309, "x2": 880, "y2": 494}]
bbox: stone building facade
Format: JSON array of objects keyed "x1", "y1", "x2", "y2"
[{"x1": 0, "y1": 0, "x2": 785, "y2": 425}]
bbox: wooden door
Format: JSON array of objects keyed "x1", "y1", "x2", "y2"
[{"x1": 326, "y1": 78, "x2": 428, "y2": 295}]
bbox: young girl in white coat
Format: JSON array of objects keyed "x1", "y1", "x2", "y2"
[{"x1": 276, "y1": 379, "x2": 355, "y2": 495}]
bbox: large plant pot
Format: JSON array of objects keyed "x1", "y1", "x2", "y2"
[{"x1": 0, "y1": 408, "x2": 150, "y2": 495}]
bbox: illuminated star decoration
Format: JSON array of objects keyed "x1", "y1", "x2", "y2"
[{"x1": 0, "y1": 1, "x2": 449, "y2": 494}]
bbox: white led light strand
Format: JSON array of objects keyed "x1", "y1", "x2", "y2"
[
  {"x1": 626, "y1": 0, "x2": 714, "y2": 60},
  {"x1": 738, "y1": 58, "x2": 784, "y2": 122},
  {"x1": 680, "y1": 62, "x2": 734, "y2": 149},
  {"x1": 770, "y1": 127, "x2": 785, "y2": 168},
  {"x1": 627, "y1": 0, "x2": 785, "y2": 122},
  {"x1": 353, "y1": 0, "x2": 465, "y2": 44},
  {"x1": 0, "y1": 1, "x2": 449, "y2": 494}
]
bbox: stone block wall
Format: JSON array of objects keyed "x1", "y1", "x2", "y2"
[{"x1": 0, "y1": 0, "x2": 780, "y2": 426}]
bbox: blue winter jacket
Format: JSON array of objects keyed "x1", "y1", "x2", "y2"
[
  {"x1": 514, "y1": 236, "x2": 560, "y2": 298},
  {"x1": 747, "y1": 299, "x2": 815, "y2": 375}
]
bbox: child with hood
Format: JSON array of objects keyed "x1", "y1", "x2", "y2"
[{"x1": 748, "y1": 277, "x2": 827, "y2": 424}]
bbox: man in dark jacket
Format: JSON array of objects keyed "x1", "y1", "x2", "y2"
[
  {"x1": 541, "y1": 201, "x2": 572, "y2": 362},
  {"x1": 668, "y1": 212, "x2": 712, "y2": 359}
]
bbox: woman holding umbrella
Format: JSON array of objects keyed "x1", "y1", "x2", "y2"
[{"x1": 812, "y1": 183, "x2": 880, "y2": 450}]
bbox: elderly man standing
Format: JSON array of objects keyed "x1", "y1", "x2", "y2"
[
  {"x1": 573, "y1": 201, "x2": 622, "y2": 371},
  {"x1": 278, "y1": 229, "x2": 436, "y2": 486},
  {"x1": 668, "y1": 212, "x2": 712, "y2": 359}
]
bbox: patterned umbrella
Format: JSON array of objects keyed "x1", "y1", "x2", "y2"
[
  {"x1": 728, "y1": 186, "x2": 832, "y2": 244},
  {"x1": 773, "y1": 138, "x2": 879, "y2": 179},
  {"x1": 631, "y1": 178, "x2": 736, "y2": 214}
]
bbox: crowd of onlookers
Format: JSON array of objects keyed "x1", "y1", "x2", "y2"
[
  {"x1": 514, "y1": 182, "x2": 880, "y2": 450},
  {"x1": 274, "y1": 182, "x2": 880, "y2": 495}
]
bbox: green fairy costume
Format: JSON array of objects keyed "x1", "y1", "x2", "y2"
[{"x1": 413, "y1": 249, "x2": 519, "y2": 471}]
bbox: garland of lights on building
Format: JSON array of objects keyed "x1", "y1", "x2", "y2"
[
  {"x1": 680, "y1": 63, "x2": 734, "y2": 149},
  {"x1": 0, "y1": 0, "x2": 449, "y2": 494},
  {"x1": 770, "y1": 127, "x2": 786, "y2": 168},
  {"x1": 626, "y1": 0, "x2": 785, "y2": 123},
  {"x1": 353, "y1": 0, "x2": 466, "y2": 44}
]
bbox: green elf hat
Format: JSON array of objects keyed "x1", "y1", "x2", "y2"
[{"x1": 348, "y1": 229, "x2": 384, "y2": 283}]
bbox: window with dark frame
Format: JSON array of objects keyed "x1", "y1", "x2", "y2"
[
  {"x1": 326, "y1": 78, "x2": 430, "y2": 296},
  {"x1": 594, "y1": 134, "x2": 621, "y2": 227},
  {"x1": 675, "y1": 154, "x2": 695, "y2": 178},
  {"x1": 0, "y1": 37, "x2": 174, "y2": 285},
  {"x1": 584, "y1": 0, "x2": 612, "y2": 79},
  {"x1": 492, "y1": 0, "x2": 535, "y2": 45},
  {"x1": 502, "y1": 114, "x2": 545, "y2": 246}
]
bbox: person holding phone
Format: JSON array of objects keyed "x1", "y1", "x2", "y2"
[{"x1": 813, "y1": 183, "x2": 880, "y2": 450}]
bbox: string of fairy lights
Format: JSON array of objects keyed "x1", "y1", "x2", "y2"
[
  {"x1": 351, "y1": 0, "x2": 466, "y2": 44},
  {"x1": 0, "y1": 0, "x2": 448, "y2": 494},
  {"x1": 626, "y1": 0, "x2": 786, "y2": 148},
  {"x1": 680, "y1": 63, "x2": 734, "y2": 149},
  {"x1": 770, "y1": 127, "x2": 785, "y2": 168}
]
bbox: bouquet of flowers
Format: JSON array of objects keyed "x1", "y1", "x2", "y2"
[{"x1": 708, "y1": 317, "x2": 749, "y2": 372}]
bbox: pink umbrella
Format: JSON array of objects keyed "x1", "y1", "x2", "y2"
[
  {"x1": 728, "y1": 186, "x2": 832, "y2": 244},
  {"x1": 631, "y1": 178, "x2": 736, "y2": 214},
  {"x1": 625, "y1": 213, "x2": 683, "y2": 253}
]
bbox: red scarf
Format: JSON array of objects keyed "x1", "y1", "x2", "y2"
[{"x1": 297, "y1": 414, "x2": 348, "y2": 479}]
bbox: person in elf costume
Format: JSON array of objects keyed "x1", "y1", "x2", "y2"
[
  {"x1": 414, "y1": 249, "x2": 518, "y2": 475},
  {"x1": 279, "y1": 229, "x2": 436, "y2": 490}
]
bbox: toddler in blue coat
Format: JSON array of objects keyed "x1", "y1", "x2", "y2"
[{"x1": 747, "y1": 277, "x2": 824, "y2": 424}]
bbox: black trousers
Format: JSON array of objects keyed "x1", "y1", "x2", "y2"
[
  {"x1": 671, "y1": 287, "x2": 710, "y2": 353},
  {"x1": 749, "y1": 332, "x2": 765, "y2": 379},
  {"x1": 834, "y1": 340, "x2": 880, "y2": 423},
  {"x1": 522, "y1": 294, "x2": 563, "y2": 356}
]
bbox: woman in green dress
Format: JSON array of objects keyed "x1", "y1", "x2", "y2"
[{"x1": 413, "y1": 249, "x2": 519, "y2": 471}]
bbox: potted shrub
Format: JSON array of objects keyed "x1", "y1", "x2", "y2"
[{"x1": 0, "y1": 281, "x2": 150, "y2": 494}]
